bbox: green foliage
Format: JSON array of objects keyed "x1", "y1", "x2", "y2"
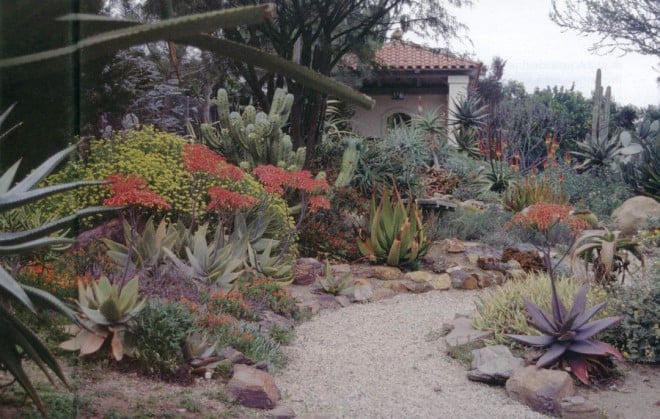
[
  {"x1": 205, "y1": 290, "x2": 259, "y2": 322},
  {"x1": 237, "y1": 275, "x2": 298, "y2": 318},
  {"x1": 473, "y1": 273, "x2": 607, "y2": 345},
  {"x1": 599, "y1": 279, "x2": 659, "y2": 364},
  {"x1": 357, "y1": 186, "x2": 430, "y2": 267},
  {"x1": 503, "y1": 172, "x2": 568, "y2": 212},
  {"x1": 620, "y1": 119, "x2": 660, "y2": 200},
  {"x1": 269, "y1": 323, "x2": 295, "y2": 345},
  {"x1": 59, "y1": 276, "x2": 146, "y2": 361},
  {"x1": 429, "y1": 206, "x2": 515, "y2": 248},
  {"x1": 352, "y1": 126, "x2": 429, "y2": 196},
  {"x1": 132, "y1": 301, "x2": 196, "y2": 375},
  {"x1": 202, "y1": 88, "x2": 305, "y2": 171},
  {"x1": 474, "y1": 164, "x2": 517, "y2": 194}
]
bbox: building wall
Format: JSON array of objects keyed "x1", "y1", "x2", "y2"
[{"x1": 351, "y1": 93, "x2": 447, "y2": 138}]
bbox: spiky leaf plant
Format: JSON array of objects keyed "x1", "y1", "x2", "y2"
[
  {"x1": 357, "y1": 186, "x2": 430, "y2": 267},
  {"x1": 507, "y1": 284, "x2": 623, "y2": 384},
  {"x1": 60, "y1": 276, "x2": 146, "y2": 361}
]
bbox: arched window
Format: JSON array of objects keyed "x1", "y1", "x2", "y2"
[{"x1": 386, "y1": 112, "x2": 411, "y2": 129}]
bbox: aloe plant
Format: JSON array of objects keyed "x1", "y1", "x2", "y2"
[
  {"x1": 571, "y1": 229, "x2": 644, "y2": 284},
  {"x1": 620, "y1": 119, "x2": 660, "y2": 200},
  {"x1": 357, "y1": 186, "x2": 430, "y2": 267},
  {"x1": 507, "y1": 284, "x2": 623, "y2": 384},
  {"x1": 317, "y1": 261, "x2": 352, "y2": 296},
  {"x1": 60, "y1": 276, "x2": 146, "y2": 361},
  {"x1": 0, "y1": 106, "x2": 117, "y2": 415}
]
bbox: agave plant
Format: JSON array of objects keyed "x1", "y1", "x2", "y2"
[
  {"x1": 317, "y1": 261, "x2": 352, "y2": 296},
  {"x1": 102, "y1": 217, "x2": 180, "y2": 271},
  {"x1": 164, "y1": 220, "x2": 247, "y2": 287},
  {"x1": 184, "y1": 332, "x2": 220, "y2": 376},
  {"x1": 0, "y1": 106, "x2": 117, "y2": 415},
  {"x1": 60, "y1": 276, "x2": 146, "y2": 361},
  {"x1": 453, "y1": 126, "x2": 483, "y2": 159},
  {"x1": 507, "y1": 284, "x2": 623, "y2": 384},
  {"x1": 357, "y1": 186, "x2": 430, "y2": 267},
  {"x1": 571, "y1": 229, "x2": 644, "y2": 284}
]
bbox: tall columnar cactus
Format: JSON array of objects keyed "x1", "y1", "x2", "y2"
[
  {"x1": 591, "y1": 69, "x2": 611, "y2": 143},
  {"x1": 334, "y1": 136, "x2": 363, "y2": 188},
  {"x1": 201, "y1": 88, "x2": 305, "y2": 171}
]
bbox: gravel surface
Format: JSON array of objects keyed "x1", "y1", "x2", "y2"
[{"x1": 276, "y1": 289, "x2": 547, "y2": 418}]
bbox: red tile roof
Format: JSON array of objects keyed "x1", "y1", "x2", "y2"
[{"x1": 344, "y1": 39, "x2": 480, "y2": 71}]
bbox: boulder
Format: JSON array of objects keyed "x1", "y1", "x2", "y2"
[
  {"x1": 382, "y1": 280, "x2": 409, "y2": 293},
  {"x1": 611, "y1": 196, "x2": 660, "y2": 236},
  {"x1": 371, "y1": 286, "x2": 397, "y2": 301},
  {"x1": 355, "y1": 265, "x2": 403, "y2": 281},
  {"x1": 350, "y1": 279, "x2": 373, "y2": 303},
  {"x1": 227, "y1": 364, "x2": 280, "y2": 409},
  {"x1": 443, "y1": 238, "x2": 466, "y2": 253},
  {"x1": 449, "y1": 269, "x2": 479, "y2": 289},
  {"x1": 221, "y1": 347, "x2": 253, "y2": 365},
  {"x1": 560, "y1": 396, "x2": 601, "y2": 419},
  {"x1": 428, "y1": 273, "x2": 451, "y2": 290},
  {"x1": 505, "y1": 366, "x2": 575, "y2": 414},
  {"x1": 467, "y1": 345, "x2": 524, "y2": 385},
  {"x1": 293, "y1": 258, "x2": 324, "y2": 285},
  {"x1": 335, "y1": 295, "x2": 352, "y2": 307},
  {"x1": 404, "y1": 280, "x2": 432, "y2": 293},
  {"x1": 404, "y1": 271, "x2": 432, "y2": 283}
]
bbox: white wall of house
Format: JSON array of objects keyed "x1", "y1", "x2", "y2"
[{"x1": 351, "y1": 93, "x2": 447, "y2": 138}]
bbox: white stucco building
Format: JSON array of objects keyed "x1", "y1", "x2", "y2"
[{"x1": 345, "y1": 32, "x2": 482, "y2": 141}]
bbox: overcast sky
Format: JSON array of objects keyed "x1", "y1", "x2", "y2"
[{"x1": 433, "y1": 0, "x2": 659, "y2": 108}]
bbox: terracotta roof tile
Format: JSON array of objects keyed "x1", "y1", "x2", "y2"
[{"x1": 375, "y1": 40, "x2": 480, "y2": 70}]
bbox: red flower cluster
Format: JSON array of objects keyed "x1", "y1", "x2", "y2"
[
  {"x1": 104, "y1": 173, "x2": 170, "y2": 210},
  {"x1": 207, "y1": 186, "x2": 258, "y2": 211},
  {"x1": 308, "y1": 195, "x2": 331, "y2": 212},
  {"x1": 182, "y1": 143, "x2": 243, "y2": 181},
  {"x1": 252, "y1": 165, "x2": 329, "y2": 195},
  {"x1": 510, "y1": 203, "x2": 588, "y2": 234}
]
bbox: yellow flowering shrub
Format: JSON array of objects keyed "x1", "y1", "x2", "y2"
[{"x1": 37, "y1": 126, "x2": 295, "y2": 250}]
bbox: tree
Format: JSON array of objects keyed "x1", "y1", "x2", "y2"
[
  {"x1": 550, "y1": 0, "x2": 660, "y2": 58},
  {"x1": 141, "y1": 0, "x2": 471, "y2": 166}
]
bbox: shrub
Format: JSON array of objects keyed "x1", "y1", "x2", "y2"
[
  {"x1": 237, "y1": 275, "x2": 298, "y2": 318},
  {"x1": 429, "y1": 206, "x2": 516, "y2": 248},
  {"x1": 599, "y1": 279, "x2": 659, "y2": 364},
  {"x1": 204, "y1": 290, "x2": 259, "y2": 321},
  {"x1": 472, "y1": 273, "x2": 608, "y2": 345},
  {"x1": 131, "y1": 301, "x2": 196, "y2": 375}
]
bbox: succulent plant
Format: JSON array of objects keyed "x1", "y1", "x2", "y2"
[
  {"x1": 164, "y1": 220, "x2": 247, "y2": 288},
  {"x1": 317, "y1": 261, "x2": 352, "y2": 296},
  {"x1": 184, "y1": 332, "x2": 220, "y2": 376},
  {"x1": 620, "y1": 119, "x2": 659, "y2": 200},
  {"x1": 571, "y1": 229, "x2": 644, "y2": 284},
  {"x1": 102, "y1": 217, "x2": 180, "y2": 271},
  {"x1": 507, "y1": 284, "x2": 623, "y2": 384},
  {"x1": 201, "y1": 88, "x2": 305, "y2": 171},
  {"x1": 0, "y1": 105, "x2": 118, "y2": 415},
  {"x1": 60, "y1": 276, "x2": 146, "y2": 361},
  {"x1": 357, "y1": 186, "x2": 430, "y2": 267}
]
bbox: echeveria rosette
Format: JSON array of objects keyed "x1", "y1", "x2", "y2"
[{"x1": 507, "y1": 284, "x2": 624, "y2": 384}]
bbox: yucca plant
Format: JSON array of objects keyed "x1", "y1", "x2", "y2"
[
  {"x1": 60, "y1": 276, "x2": 146, "y2": 361},
  {"x1": 507, "y1": 284, "x2": 623, "y2": 384},
  {"x1": 571, "y1": 229, "x2": 644, "y2": 285},
  {"x1": 357, "y1": 186, "x2": 430, "y2": 267},
  {"x1": 0, "y1": 106, "x2": 116, "y2": 415}
]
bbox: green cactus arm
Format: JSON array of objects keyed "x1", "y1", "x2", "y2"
[
  {"x1": 0, "y1": 206, "x2": 118, "y2": 245},
  {"x1": 177, "y1": 35, "x2": 374, "y2": 110},
  {"x1": 0, "y1": 5, "x2": 276, "y2": 77}
]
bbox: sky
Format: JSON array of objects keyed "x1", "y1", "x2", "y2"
[{"x1": 426, "y1": 0, "x2": 659, "y2": 108}]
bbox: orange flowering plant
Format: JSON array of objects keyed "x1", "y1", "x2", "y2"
[{"x1": 252, "y1": 164, "x2": 330, "y2": 214}]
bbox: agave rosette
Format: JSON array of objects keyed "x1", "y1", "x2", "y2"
[{"x1": 507, "y1": 284, "x2": 623, "y2": 384}]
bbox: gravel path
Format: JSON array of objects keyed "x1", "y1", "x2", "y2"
[{"x1": 276, "y1": 289, "x2": 547, "y2": 419}]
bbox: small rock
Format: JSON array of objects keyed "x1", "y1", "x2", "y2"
[
  {"x1": 371, "y1": 287, "x2": 396, "y2": 301},
  {"x1": 268, "y1": 404, "x2": 296, "y2": 419},
  {"x1": 354, "y1": 265, "x2": 403, "y2": 280},
  {"x1": 259, "y1": 312, "x2": 295, "y2": 334},
  {"x1": 505, "y1": 366, "x2": 575, "y2": 414},
  {"x1": 560, "y1": 396, "x2": 601, "y2": 419},
  {"x1": 254, "y1": 361, "x2": 269, "y2": 372},
  {"x1": 331, "y1": 263, "x2": 351, "y2": 276},
  {"x1": 444, "y1": 238, "x2": 466, "y2": 253},
  {"x1": 296, "y1": 301, "x2": 320, "y2": 316},
  {"x1": 444, "y1": 317, "x2": 493, "y2": 350},
  {"x1": 404, "y1": 271, "x2": 432, "y2": 283},
  {"x1": 226, "y1": 365, "x2": 280, "y2": 409},
  {"x1": 449, "y1": 269, "x2": 479, "y2": 289},
  {"x1": 505, "y1": 259, "x2": 522, "y2": 270},
  {"x1": 313, "y1": 293, "x2": 341, "y2": 310},
  {"x1": 467, "y1": 345, "x2": 524, "y2": 385},
  {"x1": 428, "y1": 273, "x2": 451, "y2": 290},
  {"x1": 293, "y1": 258, "x2": 324, "y2": 285},
  {"x1": 404, "y1": 280, "x2": 432, "y2": 293},
  {"x1": 335, "y1": 295, "x2": 351, "y2": 307},
  {"x1": 351, "y1": 280, "x2": 373, "y2": 302},
  {"x1": 382, "y1": 280, "x2": 409, "y2": 293},
  {"x1": 221, "y1": 347, "x2": 253, "y2": 365}
]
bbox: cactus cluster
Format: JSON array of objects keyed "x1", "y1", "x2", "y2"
[{"x1": 202, "y1": 88, "x2": 305, "y2": 171}]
